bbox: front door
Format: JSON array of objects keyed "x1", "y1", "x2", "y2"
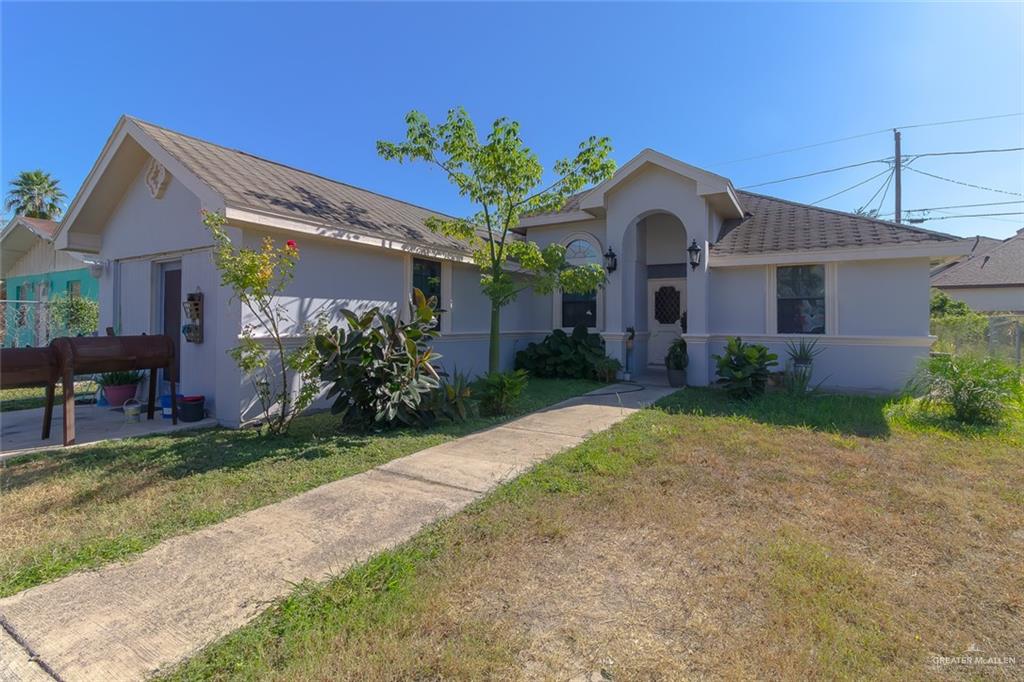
[
  {"x1": 647, "y1": 278, "x2": 685, "y2": 366},
  {"x1": 160, "y1": 263, "x2": 182, "y2": 383}
]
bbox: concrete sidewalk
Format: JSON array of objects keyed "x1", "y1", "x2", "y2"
[{"x1": 0, "y1": 383, "x2": 673, "y2": 682}]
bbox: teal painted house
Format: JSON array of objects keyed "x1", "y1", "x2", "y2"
[{"x1": 1, "y1": 216, "x2": 99, "y2": 347}]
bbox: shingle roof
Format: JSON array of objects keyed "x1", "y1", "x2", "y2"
[
  {"x1": 18, "y1": 217, "x2": 59, "y2": 240},
  {"x1": 712, "y1": 191, "x2": 959, "y2": 256},
  {"x1": 931, "y1": 232, "x2": 1024, "y2": 287},
  {"x1": 131, "y1": 118, "x2": 470, "y2": 254}
]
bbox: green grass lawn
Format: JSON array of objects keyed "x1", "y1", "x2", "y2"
[
  {"x1": 0, "y1": 381, "x2": 98, "y2": 412},
  {"x1": 166, "y1": 388, "x2": 1023, "y2": 681},
  {"x1": 0, "y1": 378, "x2": 601, "y2": 598}
]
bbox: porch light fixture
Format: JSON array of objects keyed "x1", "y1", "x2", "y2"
[
  {"x1": 687, "y1": 239, "x2": 703, "y2": 271},
  {"x1": 603, "y1": 246, "x2": 618, "y2": 273}
]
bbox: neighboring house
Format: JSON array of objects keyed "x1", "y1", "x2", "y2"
[
  {"x1": 931, "y1": 230, "x2": 1024, "y2": 313},
  {"x1": 1, "y1": 215, "x2": 99, "y2": 347},
  {"x1": 54, "y1": 116, "x2": 967, "y2": 427}
]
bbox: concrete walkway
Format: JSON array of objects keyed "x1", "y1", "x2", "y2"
[{"x1": 0, "y1": 383, "x2": 673, "y2": 682}]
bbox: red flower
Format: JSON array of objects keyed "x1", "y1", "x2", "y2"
[{"x1": 285, "y1": 239, "x2": 298, "y2": 250}]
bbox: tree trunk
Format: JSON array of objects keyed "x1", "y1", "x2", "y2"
[{"x1": 488, "y1": 302, "x2": 501, "y2": 374}]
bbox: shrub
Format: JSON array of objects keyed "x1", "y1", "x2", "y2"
[
  {"x1": 477, "y1": 370, "x2": 529, "y2": 416},
  {"x1": 50, "y1": 293, "x2": 99, "y2": 337},
  {"x1": 910, "y1": 354, "x2": 1023, "y2": 425},
  {"x1": 930, "y1": 313, "x2": 989, "y2": 355},
  {"x1": 204, "y1": 210, "x2": 322, "y2": 435},
  {"x1": 593, "y1": 356, "x2": 623, "y2": 383},
  {"x1": 96, "y1": 370, "x2": 144, "y2": 386},
  {"x1": 712, "y1": 337, "x2": 778, "y2": 400},
  {"x1": 315, "y1": 289, "x2": 442, "y2": 431},
  {"x1": 930, "y1": 288, "x2": 973, "y2": 317},
  {"x1": 666, "y1": 337, "x2": 688, "y2": 370},
  {"x1": 419, "y1": 370, "x2": 473, "y2": 426},
  {"x1": 515, "y1": 325, "x2": 613, "y2": 379}
]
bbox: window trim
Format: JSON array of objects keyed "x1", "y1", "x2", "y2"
[
  {"x1": 766, "y1": 263, "x2": 838, "y2": 335},
  {"x1": 553, "y1": 233, "x2": 604, "y2": 331},
  {"x1": 405, "y1": 254, "x2": 452, "y2": 334}
]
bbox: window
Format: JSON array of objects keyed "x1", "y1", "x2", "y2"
[
  {"x1": 412, "y1": 257, "x2": 442, "y2": 327},
  {"x1": 67, "y1": 280, "x2": 81, "y2": 298},
  {"x1": 776, "y1": 265, "x2": 826, "y2": 334},
  {"x1": 561, "y1": 238, "x2": 599, "y2": 329}
]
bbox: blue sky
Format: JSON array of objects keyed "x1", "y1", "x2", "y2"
[{"x1": 3, "y1": 2, "x2": 1022, "y2": 238}]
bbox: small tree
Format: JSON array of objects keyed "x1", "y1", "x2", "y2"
[
  {"x1": 378, "y1": 107, "x2": 616, "y2": 373},
  {"x1": 202, "y1": 211, "x2": 322, "y2": 435}
]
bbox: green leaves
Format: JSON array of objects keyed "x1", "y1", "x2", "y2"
[
  {"x1": 377, "y1": 107, "x2": 615, "y2": 372},
  {"x1": 712, "y1": 337, "x2": 779, "y2": 400}
]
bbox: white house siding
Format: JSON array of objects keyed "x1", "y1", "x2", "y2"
[
  {"x1": 940, "y1": 286, "x2": 1024, "y2": 313},
  {"x1": 7, "y1": 238, "x2": 84, "y2": 278},
  {"x1": 94, "y1": 164, "x2": 240, "y2": 423}
]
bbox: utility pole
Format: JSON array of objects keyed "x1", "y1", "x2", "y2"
[{"x1": 893, "y1": 128, "x2": 902, "y2": 223}]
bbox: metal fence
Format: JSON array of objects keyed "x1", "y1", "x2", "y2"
[
  {"x1": 931, "y1": 313, "x2": 1023, "y2": 366},
  {"x1": 2, "y1": 300, "x2": 59, "y2": 348}
]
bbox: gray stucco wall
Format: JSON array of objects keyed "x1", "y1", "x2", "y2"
[
  {"x1": 940, "y1": 286, "x2": 1024, "y2": 313},
  {"x1": 838, "y1": 259, "x2": 930, "y2": 336},
  {"x1": 709, "y1": 266, "x2": 766, "y2": 334}
]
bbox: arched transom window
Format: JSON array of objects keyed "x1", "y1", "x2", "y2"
[{"x1": 561, "y1": 238, "x2": 600, "y2": 329}]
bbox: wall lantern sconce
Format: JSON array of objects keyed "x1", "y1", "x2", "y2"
[
  {"x1": 687, "y1": 239, "x2": 703, "y2": 271},
  {"x1": 603, "y1": 246, "x2": 618, "y2": 273}
]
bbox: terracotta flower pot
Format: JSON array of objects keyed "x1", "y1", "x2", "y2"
[{"x1": 103, "y1": 384, "x2": 139, "y2": 407}]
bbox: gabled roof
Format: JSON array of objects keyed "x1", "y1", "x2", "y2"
[
  {"x1": 1, "y1": 216, "x2": 61, "y2": 274},
  {"x1": 131, "y1": 118, "x2": 471, "y2": 255},
  {"x1": 714, "y1": 191, "x2": 961, "y2": 257},
  {"x1": 931, "y1": 232, "x2": 1024, "y2": 288},
  {"x1": 58, "y1": 116, "x2": 473, "y2": 258}
]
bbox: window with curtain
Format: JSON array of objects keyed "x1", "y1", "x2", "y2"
[
  {"x1": 412, "y1": 257, "x2": 442, "y2": 328},
  {"x1": 561, "y1": 239, "x2": 599, "y2": 328},
  {"x1": 777, "y1": 265, "x2": 826, "y2": 334}
]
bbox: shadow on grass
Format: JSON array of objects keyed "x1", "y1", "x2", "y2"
[{"x1": 655, "y1": 387, "x2": 893, "y2": 438}]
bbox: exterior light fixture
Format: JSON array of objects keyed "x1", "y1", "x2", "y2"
[
  {"x1": 687, "y1": 239, "x2": 703, "y2": 271},
  {"x1": 603, "y1": 246, "x2": 618, "y2": 273}
]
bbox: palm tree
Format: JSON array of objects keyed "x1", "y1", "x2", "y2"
[{"x1": 5, "y1": 170, "x2": 67, "y2": 219}]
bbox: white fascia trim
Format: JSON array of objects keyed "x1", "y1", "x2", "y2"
[
  {"x1": 517, "y1": 210, "x2": 597, "y2": 228},
  {"x1": 702, "y1": 333, "x2": 935, "y2": 348},
  {"x1": 55, "y1": 116, "x2": 227, "y2": 251},
  {"x1": 579, "y1": 148, "x2": 744, "y2": 218},
  {"x1": 223, "y1": 206, "x2": 477, "y2": 264},
  {"x1": 711, "y1": 240, "x2": 970, "y2": 267}
]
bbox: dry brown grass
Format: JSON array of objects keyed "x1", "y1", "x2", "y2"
[{"x1": 170, "y1": 390, "x2": 1024, "y2": 681}]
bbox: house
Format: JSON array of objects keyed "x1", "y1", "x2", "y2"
[
  {"x1": 1, "y1": 215, "x2": 99, "y2": 347},
  {"x1": 54, "y1": 116, "x2": 968, "y2": 427},
  {"x1": 931, "y1": 230, "x2": 1024, "y2": 312}
]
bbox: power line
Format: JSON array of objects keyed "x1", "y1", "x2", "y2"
[
  {"x1": 905, "y1": 212, "x2": 1024, "y2": 223},
  {"x1": 903, "y1": 167, "x2": 1023, "y2": 197},
  {"x1": 906, "y1": 146, "x2": 1024, "y2": 160},
  {"x1": 810, "y1": 168, "x2": 892, "y2": 205},
  {"x1": 740, "y1": 159, "x2": 888, "y2": 189},
  {"x1": 880, "y1": 200, "x2": 1024, "y2": 216},
  {"x1": 710, "y1": 112, "x2": 1024, "y2": 167},
  {"x1": 858, "y1": 168, "x2": 897, "y2": 214},
  {"x1": 874, "y1": 168, "x2": 896, "y2": 217}
]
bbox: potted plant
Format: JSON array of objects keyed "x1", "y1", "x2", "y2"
[
  {"x1": 665, "y1": 337, "x2": 688, "y2": 387},
  {"x1": 97, "y1": 370, "x2": 144, "y2": 407},
  {"x1": 784, "y1": 338, "x2": 823, "y2": 392}
]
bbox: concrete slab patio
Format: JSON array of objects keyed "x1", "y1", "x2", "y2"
[
  {"x1": 0, "y1": 404, "x2": 217, "y2": 460},
  {"x1": 0, "y1": 382, "x2": 674, "y2": 682}
]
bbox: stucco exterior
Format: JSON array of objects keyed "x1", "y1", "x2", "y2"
[
  {"x1": 53, "y1": 121, "x2": 969, "y2": 427},
  {"x1": 939, "y1": 286, "x2": 1024, "y2": 313}
]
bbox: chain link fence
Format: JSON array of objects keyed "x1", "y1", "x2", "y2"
[
  {"x1": 1, "y1": 298, "x2": 100, "y2": 349},
  {"x1": 932, "y1": 313, "x2": 1023, "y2": 366}
]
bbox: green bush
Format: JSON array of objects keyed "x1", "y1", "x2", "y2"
[
  {"x1": 315, "y1": 289, "x2": 443, "y2": 430},
  {"x1": 592, "y1": 356, "x2": 623, "y2": 383},
  {"x1": 50, "y1": 294, "x2": 99, "y2": 337},
  {"x1": 712, "y1": 337, "x2": 778, "y2": 400},
  {"x1": 515, "y1": 325, "x2": 614, "y2": 379},
  {"x1": 419, "y1": 370, "x2": 473, "y2": 426},
  {"x1": 477, "y1": 370, "x2": 529, "y2": 416},
  {"x1": 910, "y1": 354, "x2": 1023, "y2": 425},
  {"x1": 96, "y1": 370, "x2": 144, "y2": 387},
  {"x1": 666, "y1": 337, "x2": 688, "y2": 370},
  {"x1": 930, "y1": 313, "x2": 990, "y2": 355},
  {"x1": 930, "y1": 288, "x2": 973, "y2": 317}
]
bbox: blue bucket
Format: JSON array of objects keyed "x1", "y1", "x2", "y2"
[{"x1": 160, "y1": 394, "x2": 184, "y2": 419}]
